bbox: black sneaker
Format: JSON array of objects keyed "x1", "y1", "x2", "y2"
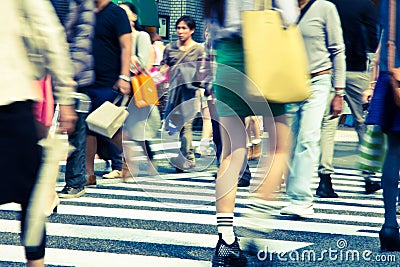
[
  {"x1": 58, "y1": 186, "x2": 85, "y2": 198},
  {"x1": 365, "y1": 181, "x2": 381, "y2": 194},
  {"x1": 237, "y1": 179, "x2": 250, "y2": 187},
  {"x1": 212, "y1": 234, "x2": 247, "y2": 267}
]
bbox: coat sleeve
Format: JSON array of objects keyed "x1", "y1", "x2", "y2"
[
  {"x1": 325, "y1": 4, "x2": 346, "y2": 89},
  {"x1": 25, "y1": 0, "x2": 76, "y2": 105},
  {"x1": 69, "y1": 0, "x2": 95, "y2": 83}
]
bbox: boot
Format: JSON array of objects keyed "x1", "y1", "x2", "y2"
[
  {"x1": 380, "y1": 226, "x2": 400, "y2": 251},
  {"x1": 252, "y1": 142, "x2": 261, "y2": 160},
  {"x1": 316, "y1": 173, "x2": 338, "y2": 198},
  {"x1": 247, "y1": 144, "x2": 253, "y2": 161},
  {"x1": 84, "y1": 174, "x2": 96, "y2": 186},
  {"x1": 122, "y1": 159, "x2": 132, "y2": 178},
  {"x1": 365, "y1": 181, "x2": 381, "y2": 194}
]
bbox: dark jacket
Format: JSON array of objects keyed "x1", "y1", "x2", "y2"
[
  {"x1": 329, "y1": 0, "x2": 380, "y2": 71},
  {"x1": 51, "y1": 0, "x2": 95, "y2": 88}
]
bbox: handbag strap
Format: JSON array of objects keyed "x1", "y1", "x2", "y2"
[
  {"x1": 388, "y1": 0, "x2": 396, "y2": 71},
  {"x1": 175, "y1": 42, "x2": 199, "y2": 66},
  {"x1": 112, "y1": 95, "x2": 129, "y2": 107},
  {"x1": 254, "y1": 0, "x2": 272, "y2": 10}
]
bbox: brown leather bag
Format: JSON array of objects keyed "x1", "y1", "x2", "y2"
[{"x1": 388, "y1": 0, "x2": 400, "y2": 106}]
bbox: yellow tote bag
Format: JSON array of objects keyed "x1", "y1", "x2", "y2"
[{"x1": 242, "y1": 1, "x2": 311, "y2": 103}]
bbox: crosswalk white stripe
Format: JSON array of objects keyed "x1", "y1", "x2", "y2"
[
  {"x1": 0, "y1": 167, "x2": 384, "y2": 266},
  {"x1": 103, "y1": 179, "x2": 372, "y2": 195},
  {"x1": 61, "y1": 197, "x2": 384, "y2": 214},
  {"x1": 0, "y1": 245, "x2": 210, "y2": 267},
  {"x1": 0, "y1": 185, "x2": 383, "y2": 217},
  {"x1": 0, "y1": 203, "x2": 384, "y2": 233},
  {"x1": 0, "y1": 190, "x2": 385, "y2": 218},
  {"x1": 87, "y1": 183, "x2": 384, "y2": 202},
  {"x1": 0, "y1": 219, "x2": 311, "y2": 253},
  {"x1": 0, "y1": 195, "x2": 384, "y2": 218}
]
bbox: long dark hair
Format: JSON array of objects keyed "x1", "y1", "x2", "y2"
[
  {"x1": 119, "y1": 2, "x2": 145, "y2": 31},
  {"x1": 204, "y1": 0, "x2": 225, "y2": 25}
]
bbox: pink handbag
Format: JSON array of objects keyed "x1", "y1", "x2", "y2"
[{"x1": 32, "y1": 75, "x2": 54, "y2": 127}]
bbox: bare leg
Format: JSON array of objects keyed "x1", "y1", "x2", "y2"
[
  {"x1": 216, "y1": 116, "x2": 247, "y2": 213},
  {"x1": 27, "y1": 259, "x2": 44, "y2": 267},
  {"x1": 201, "y1": 106, "x2": 213, "y2": 139},
  {"x1": 255, "y1": 115, "x2": 291, "y2": 200}
]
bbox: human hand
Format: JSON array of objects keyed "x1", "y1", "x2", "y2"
[
  {"x1": 331, "y1": 95, "x2": 344, "y2": 118},
  {"x1": 362, "y1": 89, "x2": 374, "y2": 103},
  {"x1": 58, "y1": 105, "x2": 77, "y2": 134},
  {"x1": 113, "y1": 78, "x2": 131, "y2": 95}
]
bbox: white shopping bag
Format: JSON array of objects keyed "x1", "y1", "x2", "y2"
[{"x1": 86, "y1": 95, "x2": 129, "y2": 138}]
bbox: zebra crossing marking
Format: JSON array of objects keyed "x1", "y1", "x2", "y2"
[{"x1": 0, "y1": 167, "x2": 383, "y2": 266}]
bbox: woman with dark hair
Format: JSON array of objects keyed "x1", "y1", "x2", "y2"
[
  {"x1": 161, "y1": 15, "x2": 204, "y2": 172},
  {"x1": 118, "y1": 2, "x2": 160, "y2": 177}
]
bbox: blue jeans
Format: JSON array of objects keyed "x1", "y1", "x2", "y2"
[
  {"x1": 286, "y1": 74, "x2": 331, "y2": 205},
  {"x1": 65, "y1": 111, "x2": 87, "y2": 188}
]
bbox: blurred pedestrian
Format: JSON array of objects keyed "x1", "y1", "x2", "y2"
[
  {"x1": 0, "y1": 0, "x2": 77, "y2": 265},
  {"x1": 316, "y1": 0, "x2": 380, "y2": 198},
  {"x1": 204, "y1": 0, "x2": 299, "y2": 265},
  {"x1": 119, "y1": 1, "x2": 160, "y2": 177},
  {"x1": 50, "y1": 0, "x2": 96, "y2": 199},
  {"x1": 365, "y1": 0, "x2": 400, "y2": 251},
  {"x1": 161, "y1": 15, "x2": 204, "y2": 172},
  {"x1": 84, "y1": 0, "x2": 132, "y2": 186},
  {"x1": 280, "y1": 0, "x2": 346, "y2": 217}
]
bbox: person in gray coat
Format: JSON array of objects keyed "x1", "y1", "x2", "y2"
[{"x1": 50, "y1": 0, "x2": 96, "y2": 198}]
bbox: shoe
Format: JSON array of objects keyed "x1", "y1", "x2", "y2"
[
  {"x1": 195, "y1": 138, "x2": 214, "y2": 156},
  {"x1": 365, "y1": 181, "x2": 381, "y2": 194},
  {"x1": 251, "y1": 141, "x2": 261, "y2": 160},
  {"x1": 280, "y1": 203, "x2": 314, "y2": 218},
  {"x1": 84, "y1": 174, "x2": 96, "y2": 186},
  {"x1": 122, "y1": 163, "x2": 132, "y2": 179},
  {"x1": 316, "y1": 173, "x2": 338, "y2": 198},
  {"x1": 242, "y1": 198, "x2": 273, "y2": 232},
  {"x1": 103, "y1": 170, "x2": 123, "y2": 179},
  {"x1": 247, "y1": 145, "x2": 253, "y2": 161},
  {"x1": 237, "y1": 179, "x2": 250, "y2": 187},
  {"x1": 58, "y1": 186, "x2": 85, "y2": 199},
  {"x1": 212, "y1": 233, "x2": 248, "y2": 267},
  {"x1": 44, "y1": 193, "x2": 60, "y2": 217},
  {"x1": 147, "y1": 160, "x2": 158, "y2": 176},
  {"x1": 379, "y1": 226, "x2": 400, "y2": 251},
  {"x1": 170, "y1": 155, "x2": 195, "y2": 172}
]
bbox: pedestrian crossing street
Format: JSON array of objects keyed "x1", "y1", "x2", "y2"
[{"x1": 0, "y1": 166, "x2": 387, "y2": 266}]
